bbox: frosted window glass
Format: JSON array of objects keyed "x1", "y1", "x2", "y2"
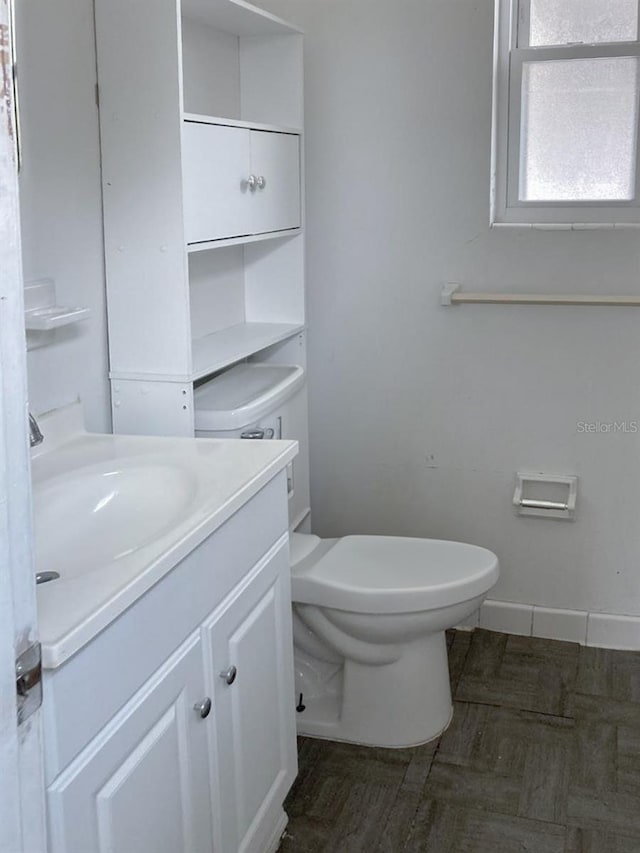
[
  {"x1": 529, "y1": 0, "x2": 639, "y2": 46},
  {"x1": 520, "y1": 57, "x2": 640, "y2": 201}
]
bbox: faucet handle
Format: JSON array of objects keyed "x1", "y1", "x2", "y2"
[{"x1": 29, "y1": 413, "x2": 44, "y2": 448}]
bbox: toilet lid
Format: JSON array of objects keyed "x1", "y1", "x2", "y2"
[{"x1": 291, "y1": 535, "x2": 499, "y2": 614}]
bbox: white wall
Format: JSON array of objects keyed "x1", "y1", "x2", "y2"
[
  {"x1": 258, "y1": 0, "x2": 640, "y2": 618},
  {"x1": 16, "y1": 0, "x2": 640, "y2": 620},
  {"x1": 18, "y1": 0, "x2": 110, "y2": 433}
]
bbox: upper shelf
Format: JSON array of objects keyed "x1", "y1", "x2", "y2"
[
  {"x1": 183, "y1": 113, "x2": 302, "y2": 136},
  {"x1": 180, "y1": 0, "x2": 302, "y2": 36},
  {"x1": 187, "y1": 227, "x2": 301, "y2": 254}
]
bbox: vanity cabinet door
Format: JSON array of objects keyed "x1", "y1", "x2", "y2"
[
  {"x1": 204, "y1": 536, "x2": 297, "y2": 853},
  {"x1": 46, "y1": 635, "x2": 214, "y2": 853},
  {"x1": 183, "y1": 121, "x2": 252, "y2": 244},
  {"x1": 249, "y1": 130, "x2": 301, "y2": 235}
]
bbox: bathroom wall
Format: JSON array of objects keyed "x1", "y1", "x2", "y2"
[
  {"x1": 18, "y1": 0, "x2": 110, "y2": 432},
  {"x1": 17, "y1": 0, "x2": 640, "y2": 631},
  {"x1": 257, "y1": 0, "x2": 640, "y2": 625}
]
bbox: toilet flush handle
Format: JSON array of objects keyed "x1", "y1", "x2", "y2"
[{"x1": 240, "y1": 428, "x2": 275, "y2": 440}]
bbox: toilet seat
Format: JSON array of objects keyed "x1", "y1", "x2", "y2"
[{"x1": 291, "y1": 535, "x2": 499, "y2": 615}]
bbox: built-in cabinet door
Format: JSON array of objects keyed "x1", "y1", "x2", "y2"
[
  {"x1": 249, "y1": 130, "x2": 301, "y2": 235},
  {"x1": 204, "y1": 538, "x2": 297, "y2": 853},
  {"x1": 182, "y1": 122, "x2": 301, "y2": 244},
  {"x1": 183, "y1": 121, "x2": 252, "y2": 244},
  {"x1": 46, "y1": 635, "x2": 214, "y2": 853}
]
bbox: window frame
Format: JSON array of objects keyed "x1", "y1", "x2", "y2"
[{"x1": 491, "y1": 0, "x2": 640, "y2": 226}]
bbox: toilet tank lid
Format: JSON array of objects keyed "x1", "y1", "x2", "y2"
[{"x1": 194, "y1": 364, "x2": 305, "y2": 431}]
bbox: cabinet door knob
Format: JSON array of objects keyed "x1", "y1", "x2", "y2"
[
  {"x1": 247, "y1": 174, "x2": 258, "y2": 190},
  {"x1": 256, "y1": 175, "x2": 266, "y2": 190},
  {"x1": 194, "y1": 697, "x2": 212, "y2": 719},
  {"x1": 220, "y1": 665, "x2": 237, "y2": 686}
]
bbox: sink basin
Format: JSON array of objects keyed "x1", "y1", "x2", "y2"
[
  {"x1": 31, "y1": 402, "x2": 298, "y2": 669},
  {"x1": 34, "y1": 462, "x2": 198, "y2": 580}
]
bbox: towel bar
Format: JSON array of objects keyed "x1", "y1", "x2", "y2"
[{"x1": 441, "y1": 284, "x2": 640, "y2": 307}]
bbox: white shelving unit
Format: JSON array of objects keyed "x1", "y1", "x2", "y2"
[{"x1": 94, "y1": 0, "x2": 306, "y2": 437}]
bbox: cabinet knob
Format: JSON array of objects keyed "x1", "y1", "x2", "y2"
[
  {"x1": 247, "y1": 174, "x2": 258, "y2": 190},
  {"x1": 194, "y1": 697, "x2": 212, "y2": 719},
  {"x1": 256, "y1": 175, "x2": 266, "y2": 190},
  {"x1": 220, "y1": 665, "x2": 237, "y2": 686}
]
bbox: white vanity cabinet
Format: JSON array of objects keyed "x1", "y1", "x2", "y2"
[
  {"x1": 43, "y1": 474, "x2": 297, "y2": 853},
  {"x1": 47, "y1": 636, "x2": 214, "y2": 853},
  {"x1": 204, "y1": 539, "x2": 296, "y2": 853},
  {"x1": 183, "y1": 120, "x2": 301, "y2": 245}
]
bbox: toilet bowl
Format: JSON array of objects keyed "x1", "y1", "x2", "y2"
[{"x1": 290, "y1": 532, "x2": 499, "y2": 748}]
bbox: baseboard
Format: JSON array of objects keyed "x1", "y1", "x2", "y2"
[
  {"x1": 458, "y1": 600, "x2": 640, "y2": 650},
  {"x1": 264, "y1": 809, "x2": 288, "y2": 853},
  {"x1": 586, "y1": 612, "x2": 640, "y2": 650}
]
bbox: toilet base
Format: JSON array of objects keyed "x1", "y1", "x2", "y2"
[{"x1": 295, "y1": 630, "x2": 453, "y2": 748}]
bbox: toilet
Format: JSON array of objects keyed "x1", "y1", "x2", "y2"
[
  {"x1": 290, "y1": 532, "x2": 499, "y2": 747},
  {"x1": 194, "y1": 364, "x2": 499, "y2": 748}
]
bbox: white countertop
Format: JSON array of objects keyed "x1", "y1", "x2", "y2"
[{"x1": 34, "y1": 404, "x2": 297, "y2": 669}]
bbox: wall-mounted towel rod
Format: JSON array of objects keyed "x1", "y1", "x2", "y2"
[{"x1": 441, "y1": 284, "x2": 640, "y2": 307}]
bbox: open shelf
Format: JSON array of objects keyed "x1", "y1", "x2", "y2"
[
  {"x1": 181, "y1": 0, "x2": 302, "y2": 36},
  {"x1": 187, "y1": 227, "x2": 301, "y2": 253},
  {"x1": 191, "y1": 321, "x2": 305, "y2": 379},
  {"x1": 183, "y1": 113, "x2": 302, "y2": 135},
  {"x1": 95, "y1": 0, "x2": 305, "y2": 436}
]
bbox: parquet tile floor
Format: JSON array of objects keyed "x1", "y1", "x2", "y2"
[{"x1": 279, "y1": 630, "x2": 640, "y2": 853}]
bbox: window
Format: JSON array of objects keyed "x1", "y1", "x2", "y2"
[{"x1": 491, "y1": 0, "x2": 640, "y2": 226}]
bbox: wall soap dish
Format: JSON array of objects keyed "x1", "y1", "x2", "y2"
[
  {"x1": 24, "y1": 279, "x2": 90, "y2": 332},
  {"x1": 513, "y1": 472, "x2": 578, "y2": 521}
]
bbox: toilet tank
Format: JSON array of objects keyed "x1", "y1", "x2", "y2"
[{"x1": 194, "y1": 363, "x2": 310, "y2": 529}]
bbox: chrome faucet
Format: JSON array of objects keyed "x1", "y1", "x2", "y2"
[{"x1": 29, "y1": 413, "x2": 43, "y2": 447}]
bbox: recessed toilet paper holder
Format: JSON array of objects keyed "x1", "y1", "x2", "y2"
[{"x1": 513, "y1": 473, "x2": 578, "y2": 521}]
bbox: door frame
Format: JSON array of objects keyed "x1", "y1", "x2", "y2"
[{"x1": 0, "y1": 0, "x2": 46, "y2": 849}]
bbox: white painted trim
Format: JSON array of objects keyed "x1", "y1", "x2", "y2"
[
  {"x1": 491, "y1": 221, "x2": 640, "y2": 230},
  {"x1": 492, "y1": 0, "x2": 640, "y2": 225},
  {"x1": 532, "y1": 607, "x2": 588, "y2": 645},
  {"x1": 478, "y1": 600, "x2": 533, "y2": 636},
  {"x1": 587, "y1": 613, "x2": 640, "y2": 651},
  {"x1": 0, "y1": 0, "x2": 46, "y2": 846},
  {"x1": 460, "y1": 600, "x2": 640, "y2": 650}
]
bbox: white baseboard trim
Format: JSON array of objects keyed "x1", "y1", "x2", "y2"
[
  {"x1": 586, "y1": 612, "x2": 640, "y2": 651},
  {"x1": 458, "y1": 600, "x2": 640, "y2": 650},
  {"x1": 533, "y1": 607, "x2": 588, "y2": 645},
  {"x1": 479, "y1": 600, "x2": 533, "y2": 636}
]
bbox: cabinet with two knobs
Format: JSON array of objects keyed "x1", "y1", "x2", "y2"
[{"x1": 43, "y1": 474, "x2": 297, "y2": 853}]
